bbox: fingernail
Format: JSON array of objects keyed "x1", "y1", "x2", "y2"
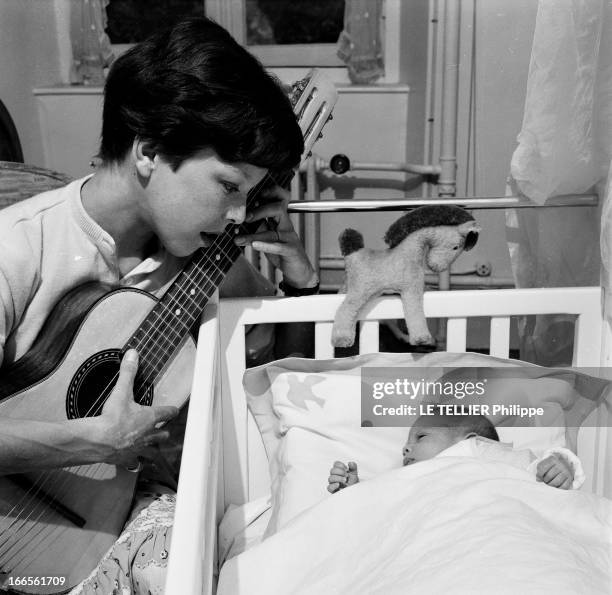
[
  {"x1": 234, "y1": 237, "x2": 246, "y2": 245},
  {"x1": 125, "y1": 349, "x2": 138, "y2": 362}
]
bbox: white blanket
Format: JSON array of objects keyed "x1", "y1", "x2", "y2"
[{"x1": 218, "y1": 457, "x2": 612, "y2": 595}]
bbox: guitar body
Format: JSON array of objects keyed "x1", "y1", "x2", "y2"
[{"x1": 0, "y1": 287, "x2": 195, "y2": 594}]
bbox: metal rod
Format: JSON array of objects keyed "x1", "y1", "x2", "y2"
[
  {"x1": 287, "y1": 194, "x2": 598, "y2": 213},
  {"x1": 332, "y1": 161, "x2": 441, "y2": 176},
  {"x1": 301, "y1": 157, "x2": 441, "y2": 176},
  {"x1": 438, "y1": 0, "x2": 461, "y2": 197}
]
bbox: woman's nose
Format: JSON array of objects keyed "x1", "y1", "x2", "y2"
[{"x1": 227, "y1": 204, "x2": 246, "y2": 225}]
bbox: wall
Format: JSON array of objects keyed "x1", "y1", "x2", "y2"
[{"x1": 0, "y1": 0, "x2": 65, "y2": 166}]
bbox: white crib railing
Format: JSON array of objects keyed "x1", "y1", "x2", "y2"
[{"x1": 165, "y1": 300, "x2": 221, "y2": 595}]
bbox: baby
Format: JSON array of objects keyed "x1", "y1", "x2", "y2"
[{"x1": 328, "y1": 412, "x2": 582, "y2": 493}]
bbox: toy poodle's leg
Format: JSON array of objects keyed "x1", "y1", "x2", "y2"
[
  {"x1": 399, "y1": 288, "x2": 435, "y2": 346},
  {"x1": 332, "y1": 292, "x2": 372, "y2": 347}
]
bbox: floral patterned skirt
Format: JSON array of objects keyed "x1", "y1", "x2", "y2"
[{"x1": 69, "y1": 489, "x2": 175, "y2": 595}]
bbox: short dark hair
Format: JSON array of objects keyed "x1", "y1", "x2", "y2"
[
  {"x1": 415, "y1": 411, "x2": 499, "y2": 441},
  {"x1": 100, "y1": 17, "x2": 303, "y2": 172}
]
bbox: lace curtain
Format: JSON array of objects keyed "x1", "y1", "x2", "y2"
[
  {"x1": 337, "y1": 0, "x2": 384, "y2": 84},
  {"x1": 70, "y1": 0, "x2": 114, "y2": 85},
  {"x1": 506, "y1": 0, "x2": 612, "y2": 365}
]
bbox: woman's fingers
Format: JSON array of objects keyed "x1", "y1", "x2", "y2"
[
  {"x1": 236, "y1": 230, "x2": 285, "y2": 247},
  {"x1": 246, "y1": 187, "x2": 291, "y2": 226}
]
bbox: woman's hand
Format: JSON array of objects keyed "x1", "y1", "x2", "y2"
[
  {"x1": 95, "y1": 350, "x2": 179, "y2": 470},
  {"x1": 234, "y1": 186, "x2": 318, "y2": 289}
]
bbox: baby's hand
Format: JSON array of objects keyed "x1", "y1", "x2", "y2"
[
  {"x1": 327, "y1": 461, "x2": 359, "y2": 493},
  {"x1": 536, "y1": 453, "x2": 573, "y2": 489}
]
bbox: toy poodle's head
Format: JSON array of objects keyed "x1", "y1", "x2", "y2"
[
  {"x1": 425, "y1": 220, "x2": 481, "y2": 271},
  {"x1": 384, "y1": 205, "x2": 480, "y2": 272}
]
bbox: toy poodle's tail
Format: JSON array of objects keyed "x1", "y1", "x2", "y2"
[{"x1": 339, "y1": 228, "x2": 364, "y2": 256}]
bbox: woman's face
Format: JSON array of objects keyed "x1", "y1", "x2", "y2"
[{"x1": 141, "y1": 148, "x2": 268, "y2": 257}]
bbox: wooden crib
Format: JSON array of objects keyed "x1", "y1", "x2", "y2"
[{"x1": 164, "y1": 286, "x2": 611, "y2": 594}]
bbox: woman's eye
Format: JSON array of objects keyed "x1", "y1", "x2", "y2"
[{"x1": 222, "y1": 182, "x2": 238, "y2": 194}]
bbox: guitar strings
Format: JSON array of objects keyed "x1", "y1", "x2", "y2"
[
  {"x1": 0, "y1": 458, "x2": 110, "y2": 569},
  {"x1": 0, "y1": 454, "x2": 112, "y2": 572},
  {"x1": 3, "y1": 453, "x2": 112, "y2": 572}
]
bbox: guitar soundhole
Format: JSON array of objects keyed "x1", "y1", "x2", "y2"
[{"x1": 66, "y1": 349, "x2": 153, "y2": 419}]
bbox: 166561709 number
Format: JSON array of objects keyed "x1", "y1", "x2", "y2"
[{"x1": 7, "y1": 576, "x2": 66, "y2": 588}]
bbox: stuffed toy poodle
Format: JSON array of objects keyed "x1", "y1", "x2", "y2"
[{"x1": 332, "y1": 205, "x2": 480, "y2": 349}]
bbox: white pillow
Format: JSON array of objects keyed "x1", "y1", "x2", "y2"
[{"x1": 244, "y1": 351, "x2": 607, "y2": 536}]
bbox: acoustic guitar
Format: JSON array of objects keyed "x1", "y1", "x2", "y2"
[{"x1": 0, "y1": 70, "x2": 337, "y2": 594}]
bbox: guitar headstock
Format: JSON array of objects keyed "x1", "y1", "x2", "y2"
[
  {"x1": 289, "y1": 69, "x2": 338, "y2": 164},
  {"x1": 244, "y1": 70, "x2": 337, "y2": 215}
]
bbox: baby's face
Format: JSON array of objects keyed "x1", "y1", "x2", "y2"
[{"x1": 402, "y1": 424, "x2": 459, "y2": 466}]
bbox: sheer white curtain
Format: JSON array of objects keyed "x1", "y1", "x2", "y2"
[{"x1": 506, "y1": 0, "x2": 612, "y2": 365}]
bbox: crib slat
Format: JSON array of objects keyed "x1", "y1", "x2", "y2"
[
  {"x1": 489, "y1": 316, "x2": 511, "y2": 357},
  {"x1": 445, "y1": 318, "x2": 467, "y2": 352},
  {"x1": 315, "y1": 322, "x2": 335, "y2": 358},
  {"x1": 359, "y1": 321, "x2": 379, "y2": 354}
]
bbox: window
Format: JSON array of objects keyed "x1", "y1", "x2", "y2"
[
  {"x1": 105, "y1": 0, "x2": 401, "y2": 81},
  {"x1": 245, "y1": 1, "x2": 344, "y2": 45},
  {"x1": 239, "y1": 0, "x2": 346, "y2": 67}
]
